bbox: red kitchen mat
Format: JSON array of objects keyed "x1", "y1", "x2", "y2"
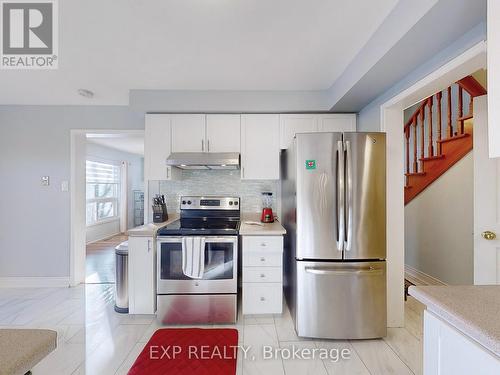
[{"x1": 128, "y1": 328, "x2": 239, "y2": 375}]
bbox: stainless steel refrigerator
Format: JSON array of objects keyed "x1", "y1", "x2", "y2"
[{"x1": 281, "y1": 132, "x2": 386, "y2": 339}]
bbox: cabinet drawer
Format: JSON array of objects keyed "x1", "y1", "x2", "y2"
[
  {"x1": 243, "y1": 267, "x2": 282, "y2": 283},
  {"x1": 243, "y1": 251, "x2": 282, "y2": 267},
  {"x1": 242, "y1": 283, "x2": 282, "y2": 315},
  {"x1": 243, "y1": 236, "x2": 283, "y2": 252}
]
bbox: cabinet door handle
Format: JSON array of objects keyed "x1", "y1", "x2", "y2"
[
  {"x1": 207, "y1": 139, "x2": 210, "y2": 152},
  {"x1": 201, "y1": 139, "x2": 204, "y2": 151},
  {"x1": 260, "y1": 296, "x2": 266, "y2": 301},
  {"x1": 242, "y1": 167, "x2": 245, "y2": 179},
  {"x1": 147, "y1": 240, "x2": 151, "y2": 252},
  {"x1": 260, "y1": 274, "x2": 265, "y2": 278},
  {"x1": 166, "y1": 167, "x2": 170, "y2": 179},
  {"x1": 260, "y1": 243, "x2": 267, "y2": 247},
  {"x1": 260, "y1": 257, "x2": 266, "y2": 262}
]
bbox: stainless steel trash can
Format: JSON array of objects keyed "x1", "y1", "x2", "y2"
[{"x1": 115, "y1": 241, "x2": 129, "y2": 313}]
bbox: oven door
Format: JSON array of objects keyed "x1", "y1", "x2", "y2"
[{"x1": 156, "y1": 236, "x2": 237, "y2": 294}]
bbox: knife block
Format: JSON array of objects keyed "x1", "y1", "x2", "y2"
[{"x1": 152, "y1": 203, "x2": 168, "y2": 223}]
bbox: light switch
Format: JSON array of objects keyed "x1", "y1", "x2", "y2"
[
  {"x1": 61, "y1": 180, "x2": 69, "y2": 192},
  {"x1": 41, "y1": 176, "x2": 50, "y2": 186}
]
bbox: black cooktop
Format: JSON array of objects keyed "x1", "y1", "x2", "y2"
[{"x1": 157, "y1": 218, "x2": 240, "y2": 236}]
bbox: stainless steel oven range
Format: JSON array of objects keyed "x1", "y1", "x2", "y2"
[{"x1": 156, "y1": 196, "x2": 240, "y2": 324}]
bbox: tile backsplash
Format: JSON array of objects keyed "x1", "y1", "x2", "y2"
[{"x1": 148, "y1": 169, "x2": 279, "y2": 215}]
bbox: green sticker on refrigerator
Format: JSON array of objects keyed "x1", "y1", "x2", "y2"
[{"x1": 305, "y1": 160, "x2": 316, "y2": 170}]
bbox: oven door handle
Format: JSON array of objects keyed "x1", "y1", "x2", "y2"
[{"x1": 157, "y1": 236, "x2": 238, "y2": 243}]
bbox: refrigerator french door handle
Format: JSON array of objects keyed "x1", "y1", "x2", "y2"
[
  {"x1": 345, "y1": 140, "x2": 353, "y2": 251},
  {"x1": 304, "y1": 267, "x2": 383, "y2": 276},
  {"x1": 337, "y1": 140, "x2": 345, "y2": 252}
]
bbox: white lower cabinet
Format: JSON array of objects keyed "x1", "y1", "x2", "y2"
[
  {"x1": 242, "y1": 235, "x2": 283, "y2": 315},
  {"x1": 424, "y1": 310, "x2": 500, "y2": 374},
  {"x1": 128, "y1": 235, "x2": 156, "y2": 314},
  {"x1": 242, "y1": 283, "x2": 282, "y2": 315}
]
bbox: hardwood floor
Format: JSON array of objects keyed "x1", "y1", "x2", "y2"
[
  {"x1": 85, "y1": 235, "x2": 128, "y2": 284},
  {"x1": 0, "y1": 284, "x2": 426, "y2": 375}
]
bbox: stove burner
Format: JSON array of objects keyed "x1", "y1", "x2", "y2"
[{"x1": 157, "y1": 196, "x2": 241, "y2": 236}]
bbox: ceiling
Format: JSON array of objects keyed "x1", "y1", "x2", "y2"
[
  {"x1": 0, "y1": 0, "x2": 398, "y2": 105},
  {"x1": 330, "y1": 0, "x2": 487, "y2": 112},
  {"x1": 87, "y1": 134, "x2": 144, "y2": 156}
]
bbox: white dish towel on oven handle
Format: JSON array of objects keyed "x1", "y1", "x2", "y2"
[{"x1": 182, "y1": 237, "x2": 206, "y2": 279}]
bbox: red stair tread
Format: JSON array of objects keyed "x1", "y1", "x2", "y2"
[
  {"x1": 437, "y1": 133, "x2": 469, "y2": 143},
  {"x1": 420, "y1": 155, "x2": 445, "y2": 161},
  {"x1": 405, "y1": 172, "x2": 426, "y2": 177}
]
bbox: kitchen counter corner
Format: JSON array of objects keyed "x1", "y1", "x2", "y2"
[
  {"x1": 409, "y1": 285, "x2": 500, "y2": 357},
  {"x1": 127, "y1": 213, "x2": 179, "y2": 237}
]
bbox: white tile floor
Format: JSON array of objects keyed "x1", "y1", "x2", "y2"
[{"x1": 0, "y1": 285, "x2": 424, "y2": 375}]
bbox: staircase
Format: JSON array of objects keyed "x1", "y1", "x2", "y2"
[{"x1": 404, "y1": 75, "x2": 486, "y2": 204}]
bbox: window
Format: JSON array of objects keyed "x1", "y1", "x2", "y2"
[{"x1": 86, "y1": 160, "x2": 120, "y2": 226}]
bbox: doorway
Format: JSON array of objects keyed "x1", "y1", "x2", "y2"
[
  {"x1": 402, "y1": 72, "x2": 486, "y2": 287},
  {"x1": 70, "y1": 130, "x2": 144, "y2": 286},
  {"x1": 84, "y1": 133, "x2": 145, "y2": 284},
  {"x1": 380, "y1": 41, "x2": 487, "y2": 327}
]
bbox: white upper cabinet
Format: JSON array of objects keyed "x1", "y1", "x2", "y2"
[
  {"x1": 145, "y1": 114, "x2": 175, "y2": 181},
  {"x1": 317, "y1": 114, "x2": 356, "y2": 133},
  {"x1": 241, "y1": 114, "x2": 280, "y2": 180},
  {"x1": 171, "y1": 114, "x2": 206, "y2": 153},
  {"x1": 279, "y1": 114, "x2": 318, "y2": 149},
  {"x1": 171, "y1": 114, "x2": 241, "y2": 153},
  {"x1": 280, "y1": 113, "x2": 357, "y2": 149},
  {"x1": 206, "y1": 114, "x2": 241, "y2": 152}
]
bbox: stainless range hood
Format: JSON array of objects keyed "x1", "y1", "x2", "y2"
[{"x1": 166, "y1": 152, "x2": 240, "y2": 170}]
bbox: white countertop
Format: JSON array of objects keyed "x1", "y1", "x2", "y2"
[
  {"x1": 127, "y1": 213, "x2": 179, "y2": 237},
  {"x1": 127, "y1": 213, "x2": 286, "y2": 237},
  {"x1": 239, "y1": 213, "x2": 286, "y2": 236},
  {"x1": 409, "y1": 285, "x2": 500, "y2": 357}
]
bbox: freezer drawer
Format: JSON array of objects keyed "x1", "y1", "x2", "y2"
[{"x1": 295, "y1": 260, "x2": 386, "y2": 339}]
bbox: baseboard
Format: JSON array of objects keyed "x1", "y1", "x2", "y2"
[
  {"x1": 86, "y1": 231, "x2": 123, "y2": 245},
  {"x1": 405, "y1": 265, "x2": 447, "y2": 286},
  {"x1": 0, "y1": 277, "x2": 70, "y2": 288}
]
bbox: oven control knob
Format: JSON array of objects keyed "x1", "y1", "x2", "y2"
[
  {"x1": 234, "y1": 201, "x2": 238, "y2": 206},
  {"x1": 229, "y1": 201, "x2": 233, "y2": 205},
  {"x1": 182, "y1": 200, "x2": 186, "y2": 205},
  {"x1": 187, "y1": 200, "x2": 192, "y2": 205}
]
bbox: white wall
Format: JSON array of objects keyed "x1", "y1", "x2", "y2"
[
  {"x1": 358, "y1": 22, "x2": 486, "y2": 132},
  {"x1": 85, "y1": 220, "x2": 120, "y2": 244},
  {"x1": 130, "y1": 90, "x2": 331, "y2": 113},
  {"x1": 85, "y1": 142, "x2": 144, "y2": 243},
  {"x1": 405, "y1": 152, "x2": 474, "y2": 284},
  {"x1": 0, "y1": 106, "x2": 143, "y2": 278}
]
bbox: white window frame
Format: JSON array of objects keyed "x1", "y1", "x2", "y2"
[{"x1": 86, "y1": 159, "x2": 121, "y2": 227}]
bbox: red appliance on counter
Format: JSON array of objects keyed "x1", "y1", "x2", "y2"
[{"x1": 261, "y1": 192, "x2": 274, "y2": 223}]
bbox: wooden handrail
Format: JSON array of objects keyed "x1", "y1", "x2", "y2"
[{"x1": 457, "y1": 76, "x2": 487, "y2": 98}]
